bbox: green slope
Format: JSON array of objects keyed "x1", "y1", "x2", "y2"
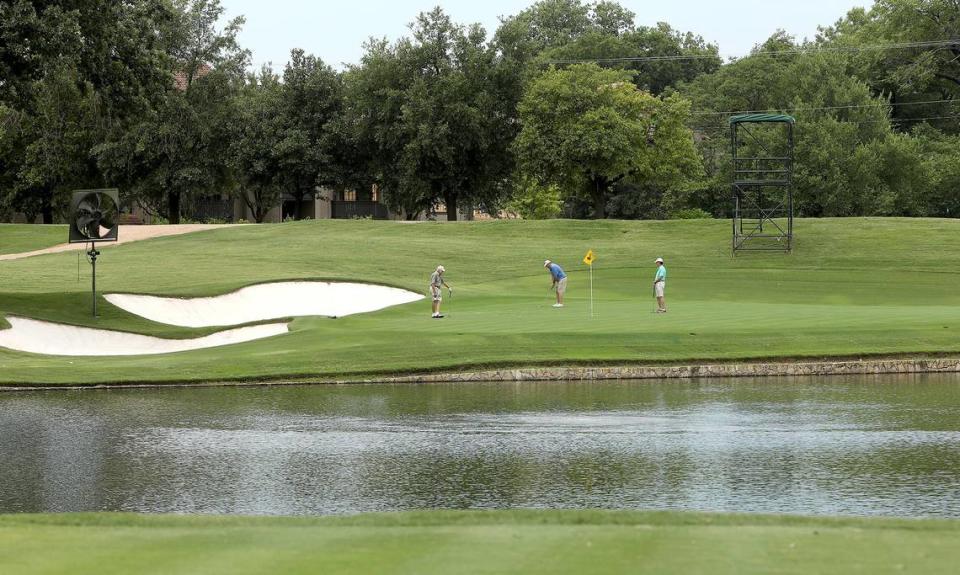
[
  {"x1": 1, "y1": 218, "x2": 959, "y2": 385},
  {"x1": 2, "y1": 511, "x2": 958, "y2": 575},
  {"x1": 0, "y1": 224, "x2": 66, "y2": 255}
]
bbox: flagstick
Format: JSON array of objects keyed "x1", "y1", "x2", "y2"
[{"x1": 590, "y1": 263, "x2": 594, "y2": 319}]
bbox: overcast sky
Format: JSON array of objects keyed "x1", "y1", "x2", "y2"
[{"x1": 220, "y1": 0, "x2": 875, "y2": 71}]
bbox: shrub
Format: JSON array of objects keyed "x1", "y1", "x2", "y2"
[{"x1": 670, "y1": 208, "x2": 713, "y2": 220}]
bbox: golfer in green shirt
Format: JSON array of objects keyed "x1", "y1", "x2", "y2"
[{"x1": 654, "y1": 258, "x2": 667, "y2": 313}]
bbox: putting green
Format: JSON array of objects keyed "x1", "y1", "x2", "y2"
[
  {"x1": 1, "y1": 511, "x2": 958, "y2": 574},
  {"x1": 0, "y1": 218, "x2": 959, "y2": 385}
]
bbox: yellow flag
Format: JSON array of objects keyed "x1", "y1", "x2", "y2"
[{"x1": 583, "y1": 249, "x2": 595, "y2": 266}]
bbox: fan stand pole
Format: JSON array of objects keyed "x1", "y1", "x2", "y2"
[{"x1": 88, "y1": 244, "x2": 100, "y2": 317}]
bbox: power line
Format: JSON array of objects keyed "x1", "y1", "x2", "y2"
[
  {"x1": 890, "y1": 114, "x2": 960, "y2": 124},
  {"x1": 690, "y1": 98, "x2": 959, "y2": 118},
  {"x1": 544, "y1": 39, "x2": 960, "y2": 65},
  {"x1": 692, "y1": 114, "x2": 960, "y2": 134}
]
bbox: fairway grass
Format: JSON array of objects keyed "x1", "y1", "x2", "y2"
[
  {"x1": 1, "y1": 218, "x2": 959, "y2": 386},
  {"x1": 1, "y1": 510, "x2": 958, "y2": 574},
  {"x1": 0, "y1": 224, "x2": 66, "y2": 255}
]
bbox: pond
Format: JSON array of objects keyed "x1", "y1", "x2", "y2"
[{"x1": 2, "y1": 375, "x2": 960, "y2": 517}]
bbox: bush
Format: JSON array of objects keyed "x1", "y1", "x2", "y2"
[
  {"x1": 670, "y1": 208, "x2": 713, "y2": 220},
  {"x1": 505, "y1": 178, "x2": 563, "y2": 220}
]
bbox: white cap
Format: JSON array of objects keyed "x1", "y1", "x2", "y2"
[
  {"x1": 655, "y1": 258, "x2": 664, "y2": 263},
  {"x1": 437, "y1": 265, "x2": 445, "y2": 273},
  {"x1": 544, "y1": 260, "x2": 552, "y2": 267}
]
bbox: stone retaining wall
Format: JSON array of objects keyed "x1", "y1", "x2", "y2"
[
  {"x1": 370, "y1": 358, "x2": 960, "y2": 384},
  {"x1": 4, "y1": 357, "x2": 960, "y2": 390}
]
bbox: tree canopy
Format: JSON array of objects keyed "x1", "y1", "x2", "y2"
[
  {"x1": 517, "y1": 64, "x2": 701, "y2": 218},
  {"x1": 1, "y1": 0, "x2": 958, "y2": 223}
]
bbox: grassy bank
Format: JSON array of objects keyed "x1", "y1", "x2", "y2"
[
  {"x1": 0, "y1": 224, "x2": 66, "y2": 255},
  {"x1": 1, "y1": 510, "x2": 957, "y2": 574},
  {"x1": 1, "y1": 218, "x2": 959, "y2": 385}
]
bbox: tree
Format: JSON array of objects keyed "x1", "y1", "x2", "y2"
[
  {"x1": 914, "y1": 124, "x2": 960, "y2": 217},
  {"x1": 229, "y1": 68, "x2": 283, "y2": 223},
  {"x1": 342, "y1": 8, "x2": 515, "y2": 220},
  {"x1": 338, "y1": 39, "x2": 409, "y2": 214},
  {"x1": 494, "y1": 1, "x2": 720, "y2": 96},
  {"x1": 818, "y1": 0, "x2": 960, "y2": 134},
  {"x1": 680, "y1": 35, "x2": 924, "y2": 217},
  {"x1": 95, "y1": 0, "x2": 248, "y2": 224},
  {"x1": 516, "y1": 64, "x2": 701, "y2": 219},
  {"x1": 275, "y1": 49, "x2": 343, "y2": 219},
  {"x1": 16, "y1": 61, "x2": 102, "y2": 223},
  {"x1": 0, "y1": 0, "x2": 177, "y2": 222}
]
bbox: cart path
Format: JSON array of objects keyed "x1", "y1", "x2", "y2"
[{"x1": 0, "y1": 224, "x2": 247, "y2": 262}]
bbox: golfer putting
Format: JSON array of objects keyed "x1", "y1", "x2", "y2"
[
  {"x1": 429, "y1": 265, "x2": 452, "y2": 319},
  {"x1": 654, "y1": 257, "x2": 667, "y2": 313},
  {"x1": 544, "y1": 259, "x2": 567, "y2": 308}
]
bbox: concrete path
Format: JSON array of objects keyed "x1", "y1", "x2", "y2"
[{"x1": 0, "y1": 224, "x2": 246, "y2": 262}]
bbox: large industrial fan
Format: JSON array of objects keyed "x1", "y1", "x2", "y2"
[{"x1": 69, "y1": 189, "x2": 120, "y2": 316}]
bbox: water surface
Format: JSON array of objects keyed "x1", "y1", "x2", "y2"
[{"x1": 2, "y1": 375, "x2": 960, "y2": 517}]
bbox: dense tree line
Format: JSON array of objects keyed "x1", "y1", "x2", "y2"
[{"x1": 0, "y1": 0, "x2": 957, "y2": 223}]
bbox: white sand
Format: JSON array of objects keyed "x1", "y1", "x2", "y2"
[
  {"x1": 105, "y1": 281, "x2": 424, "y2": 328},
  {"x1": 0, "y1": 316, "x2": 289, "y2": 357}
]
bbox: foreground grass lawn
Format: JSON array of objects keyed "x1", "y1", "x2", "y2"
[
  {"x1": 1, "y1": 511, "x2": 957, "y2": 575},
  {"x1": 0, "y1": 224, "x2": 66, "y2": 255},
  {"x1": 1, "y1": 218, "x2": 959, "y2": 385}
]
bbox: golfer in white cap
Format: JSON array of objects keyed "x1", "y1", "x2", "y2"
[
  {"x1": 429, "y1": 265, "x2": 451, "y2": 318},
  {"x1": 654, "y1": 258, "x2": 667, "y2": 313},
  {"x1": 544, "y1": 259, "x2": 567, "y2": 308}
]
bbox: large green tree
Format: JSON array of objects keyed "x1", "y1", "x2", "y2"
[
  {"x1": 342, "y1": 8, "x2": 514, "y2": 220},
  {"x1": 516, "y1": 63, "x2": 702, "y2": 219},
  {"x1": 95, "y1": 0, "x2": 248, "y2": 224},
  {"x1": 229, "y1": 68, "x2": 283, "y2": 223},
  {"x1": 494, "y1": 1, "x2": 721, "y2": 95},
  {"x1": 682, "y1": 34, "x2": 933, "y2": 217},
  {"x1": 818, "y1": 0, "x2": 960, "y2": 134},
  {"x1": 0, "y1": 0, "x2": 176, "y2": 222},
  {"x1": 275, "y1": 49, "x2": 343, "y2": 219},
  {"x1": 13, "y1": 61, "x2": 102, "y2": 223}
]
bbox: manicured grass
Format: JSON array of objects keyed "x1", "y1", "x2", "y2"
[
  {"x1": 1, "y1": 218, "x2": 960, "y2": 385},
  {"x1": 1, "y1": 510, "x2": 957, "y2": 574},
  {"x1": 0, "y1": 224, "x2": 66, "y2": 255}
]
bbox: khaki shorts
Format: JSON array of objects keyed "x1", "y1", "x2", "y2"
[
  {"x1": 556, "y1": 277, "x2": 568, "y2": 296},
  {"x1": 655, "y1": 282, "x2": 665, "y2": 298},
  {"x1": 431, "y1": 286, "x2": 442, "y2": 302}
]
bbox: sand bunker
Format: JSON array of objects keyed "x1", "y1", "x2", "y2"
[
  {"x1": 105, "y1": 281, "x2": 424, "y2": 328},
  {"x1": 0, "y1": 316, "x2": 288, "y2": 357}
]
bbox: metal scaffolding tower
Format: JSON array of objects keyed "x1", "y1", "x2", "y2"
[{"x1": 730, "y1": 114, "x2": 795, "y2": 252}]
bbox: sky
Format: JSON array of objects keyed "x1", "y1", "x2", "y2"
[{"x1": 220, "y1": 0, "x2": 876, "y2": 71}]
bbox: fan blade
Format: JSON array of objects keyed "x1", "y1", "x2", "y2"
[
  {"x1": 77, "y1": 199, "x2": 98, "y2": 214},
  {"x1": 76, "y1": 215, "x2": 97, "y2": 236},
  {"x1": 98, "y1": 214, "x2": 117, "y2": 232},
  {"x1": 99, "y1": 195, "x2": 118, "y2": 226},
  {"x1": 85, "y1": 216, "x2": 101, "y2": 238}
]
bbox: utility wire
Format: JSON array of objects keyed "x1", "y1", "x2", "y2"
[
  {"x1": 691, "y1": 114, "x2": 960, "y2": 134},
  {"x1": 544, "y1": 39, "x2": 960, "y2": 65},
  {"x1": 690, "y1": 98, "x2": 958, "y2": 117}
]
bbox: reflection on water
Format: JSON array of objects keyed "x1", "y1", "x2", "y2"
[{"x1": 2, "y1": 375, "x2": 960, "y2": 517}]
